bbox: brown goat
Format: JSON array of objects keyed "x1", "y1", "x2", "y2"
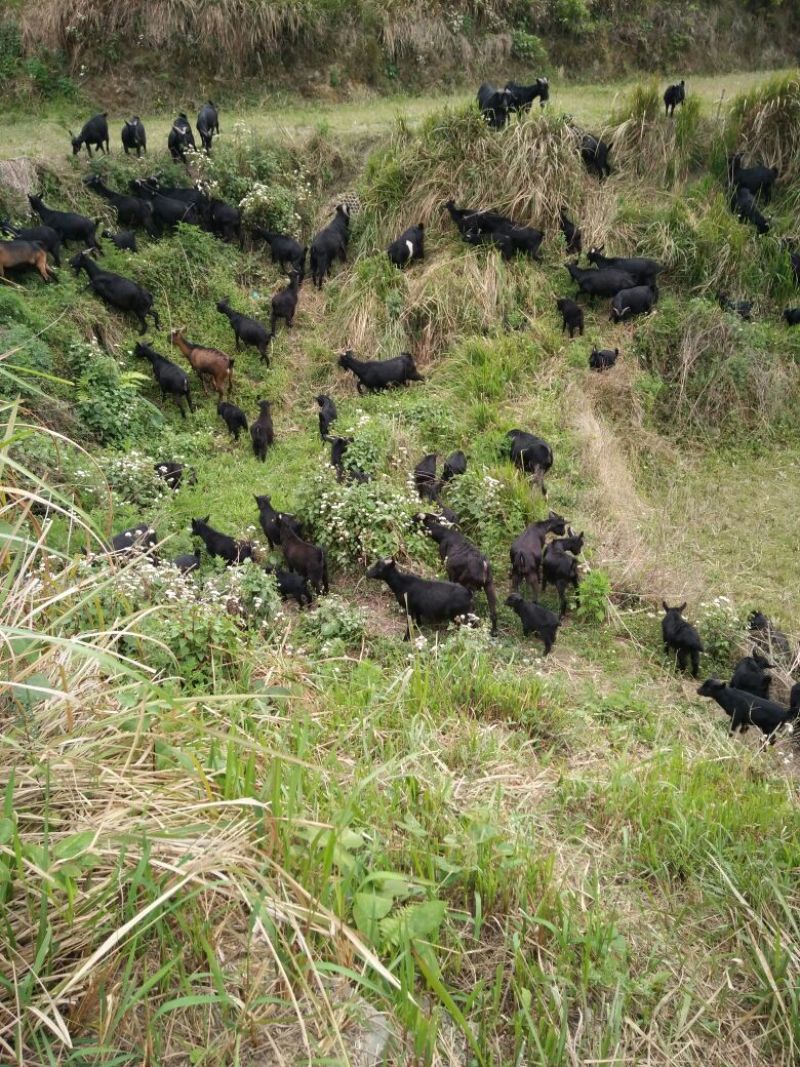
[
  {"x1": 0, "y1": 240, "x2": 54, "y2": 283},
  {"x1": 169, "y1": 328, "x2": 233, "y2": 398}
]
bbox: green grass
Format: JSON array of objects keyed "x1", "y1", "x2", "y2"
[{"x1": 2, "y1": 66, "x2": 800, "y2": 1065}]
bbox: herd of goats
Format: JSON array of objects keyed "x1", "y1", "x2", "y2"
[{"x1": 3, "y1": 81, "x2": 800, "y2": 745}]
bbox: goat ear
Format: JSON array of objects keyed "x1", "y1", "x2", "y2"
[
  {"x1": 679, "y1": 602, "x2": 687, "y2": 613},
  {"x1": 662, "y1": 601, "x2": 670, "y2": 612}
]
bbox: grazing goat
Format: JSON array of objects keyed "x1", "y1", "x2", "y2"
[
  {"x1": 367, "y1": 558, "x2": 472, "y2": 641},
  {"x1": 586, "y1": 247, "x2": 663, "y2": 288},
  {"x1": 172, "y1": 552, "x2": 200, "y2": 574},
  {"x1": 250, "y1": 400, "x2": 274, "y2": 461},
  {"x1": 154, "y1": 461, "x2": 194, "y2": 489},
  {"x1": 717, "y1": 291, "x2": 753, "y2": 321},
  {"x1": 310, "y1": 205, "x2": 349, "y2": 289},
  {"x1": 253, "y1": 227, "x2": 307, "y2": 279},
  {"x1": 71, "y1": 251, "x2": 157, "y2": 333},
  {"x1": 134, "y1": 342, "x2": 193, "y2": 417},
  {"x1": 270, "y1": 271, "x2": 300, "y2": 334},
  {"x1": 388, "y1": 223, "x2": 425, "y2": 268},
  {"x1": 103, "y1": 229, "x2": 138, "y2": 252},
  {"x1": 589, "y1": 347, "x2": 618, "y2": 371},
  {"x1": 170, "y1": 329, "x2": 233, "y2": 399},
  {"x1": 327, "y1": 436, "x2": 369, "y2": 483},
  {"x1": 278, "y1": 515, "x2": 328, "y2": 594},
  {"x1": 509, "y1": 511, "x2": 567, "y2": 596},
  {"x1": 109, "y1": 524, "x2": 157, "y2": 557},
  {"x1": 559, "y1": 210, "x2": 582, "y2": 255},
  {"x1": 414, "y1": 453, "x2": 440, "y2": 501},
  {"x1": 505, "y1": 78, "x2": 549, "y2": 113},
  {"x1": 191, "y1": 516, "x2": 253, "y2": 565},
  {"x1": 727, "y1": 153, "x2": 778, "y2": 203},
  {"x1": 338, "y1": 349, "x2": 423, "y2": 393},
  {"x1": 663, "y1": 80, "x2": 685, "y2": 116},
  {"x1": 129, "y1": 180, "x2": 198, "y2": 231},
  {"x1": 556, "y1": 297, "x2": 584, "y2": 338},
  {"x1": 566, "y1": 261, "x2": 636, "y2": 303},
  {"x1": 697, "y1": 679, "x2": 797, "y2": 741},
  {"x1": 208, "y1": 200, "x2": 242, "y2": 245},
  {"x1": 506, "y1": 429, "x2": 553, "y2": 496},
  {"x1": 28, "y1": 195, "x2": 101, "y2": 252},
  {"x1": 551, "y1": 528, "x2": 584, "y2": 555},
  {"x1": 731, "y1": 186, "x2": 769, "y2": 235},
  {"x1": 197, "y1": 102, "x2": 220, "y2": 152},
  {"x1": 442, "y1": 450, "x2": 466, "y2": 482},
  {"x1": 254, "y1": 495, "x2": 302, "y2": 548},
  {"x1": 121, "y1": 117, "x2": 147, "y2": 156},
  {"x1": 477, "y1": 83, "x2": 512, "y2": 128},
  {"x1": 541, "y1": 540, "x2": 580, "y2": 617},
  {"x1": 662, "y1": 602, "x2": 703, "y2": 677},
  {"x1": 265, "y1": 564, "x2": 313, "y2": 608},
  {"x1": 217, "y1": 401, "x2": 248, "y2": 440},
  {"x1": 168, "y1": 113, "x2": 196, "y2": 162},
  {"x1": 730, "y1": 653, "x2": 773, "y2": 699},
  {"x1": 1, "y1": 220, "x2": 61, "y2": 266},
  {"x1": 505, "y1": 594, "x2": 560, "y2": 655},
  {"x1": 216, "y1": 297, "x2": 271, "y2": 362},
  {"x1": 0, "y1": 239, "x2": 54, "y2": 283},
  {"x1": 748, "y1": 610, "x2": 791, "y2": 660},
  {"x1": 610, "y1": 285, "x2": 657, "y2": 323},
  {"x1": 783, "y1": 308, "x2": 800, "y2": 326},
  {"x1": 85, "y1": 175, "x2": 156, "y2": 233},
  {"x1": 71, "y1": 113, "x2": 109, "y2": 156},
  {"x1": 316, "y1": 394, "x2": 337, "y2": 439},
  {"x1": 445, "y1": 200, "x2": 511, "y2": 236},
  {"x1": 419, "y1": 513, "x2": 498, "y2": 634},
  {"x1": 580, "y1": 134, "x2": 612, "y2": 179}
]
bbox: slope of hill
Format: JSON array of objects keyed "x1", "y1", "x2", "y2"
[{"x1": 1, "y1": 69, "x2": 800, "y2": 1065}]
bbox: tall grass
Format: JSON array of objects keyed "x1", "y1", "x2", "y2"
[{"x1": 729, "y1": 72, "x2": 800, "y2": 205}]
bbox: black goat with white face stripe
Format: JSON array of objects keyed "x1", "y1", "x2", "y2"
[{"x1": 387, "y1": 223, "x2": 425, "y2": 268}]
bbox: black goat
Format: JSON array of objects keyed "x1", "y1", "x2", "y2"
[
  {"x1": 662, "y1": 601, "x2": 703, "y2": 677},
  {"x1": 748, "y1": 610, "x2": 792, "y2": 661},
  {"x1": 254, "y1": 495, "x2": 302, "y2": 548},
  {"x1": 0, "y1": 220, "x2": 61, "y2": 267},
  {"x1": 556, "y1": 297, "x2": 584, "y2": 338},
  {"x1": 586, "y1": 247, "x2": 663, "y2": 288},
  {"x1": 731, "y1": 186, "x2": 770, "y2": 235},
  {"x1": 784, "y1": 308, "x2": 800, "y2": 326},
  {"x1": 367, "y1": 558, "x2": 472, "y2": 641},
  {"x1": 70, "y1": 251, "x2": 157, "y2": 333},
  {"x1": 217, "y1": 401, "x2": 248, "y2": 440},
  {"x1": 168, "y1": 113, "x2": 196, "y2": 162},
  {"x1": 271, "y1": 271, "x2": 300, "y2": 334},
  {"x1": 85, "y1": 175, "x2": 156, "y2": 233},
  {"x1": 717, "y1": 291, "x2": 753, "y2": 321},
  {"x1": 505, "y1": 594, "x2": 560, "y2": 655},
  {"x1": 541, "y1": 541, "x2": 580, "y2": 617},
  {"x1": 698, "y1": 679, "x2": 797, "y2": 741},
  {"x1": 442, "y1": 451, "x2": 467, "y2": 482},
  {"x1": 730, "y1": 653, "x2": 773, "y2": 699},
  {"x1": 727, "y1": 153, "x2": 778, "y2": 203},
  {"x1": 265, "y1": 564, "x2": 313, "y2": 608},
  {"x1": 216, "y1": 297, "x2": 271, "y2": 362},
  {"x1": 589, "y1": 347, "x2": 618, "y2": 371},
  {"x1": 121, "y1": 117, "x2": 147, "y2": 156},
  {"x1": 414, "y1": 453, "x2": 440, "y2": 501},
  {"x1": 419, "y1": 513, "x2": 498, "y2": 634},
  {"x1": 109, "y1": 523, "x2": 157, "y2": 557},
  {"x1": 172, "y1": 552, "x2": 200, "y2": 574},
  {"x1": 316, "y1": 394, "x2": 337, "y2": 439},
  {"x1": 155, "y1": 461, "x2": 195, "y2": 490},
  {"x1": 134, "y1": 342, "x2": 193, "y2": 417},
  {"x1": 338, "y1": 350, "x2": 423, "y2": 393},
  {"x1": 310, "y1": 204, "x2": 350, "y2": 289},
  {"x1": 388, "y1": 223, "x2": 425, "y2": 268},
  {"x1": 191, "y1": 516, "x2": 253, "y2": 565},
  {"x1": 102, "y1": 229, "x2": 138, "y2": 252},
  {"x1": 506, "y1": 429, "x2": 553, "y2": 496},
  {"x1": 28, "y1": 195, "x2": 101, "y2": 253},
  {"x1": 559, "y1": 210, "x2": 582, "y2": 255},
  {"x1": 663, "y1": 80, "x2": 685, "y2": 116},
  {"x1": 505, "y1": 78, "x2": 549, "y2": 112},
  {"x1": 610, "y1": 285, "x2": 657, "y2": 323},
  {"x1": 509, "y1": 512, "x2": 567, "y2": 595},
  {"x1": 129, "y1": 180, "x2": 198, "y2": 232},
  {"x1": 197, "y1": 102, "x2": 220, "y2": 152},
  {"x1": 278, "y1": 515, "x2": 328, "y2": 594},
  {"x1": 71, "y1": 113, "x2": 109, "y2": 156},
  {"x1": 477, "y1": 83, "x2": 513, "y2": 129},
  {"x1": 250, "y1": 400, "x2": 274, "y2": 461},
  {"x1": 208, "y1": 200, "x2": 242, "y2": 245},
  {"x1": 253, "y1": 227, "x2": 307, "y2": 279},
  {"x1": 580, "y1": 134, "x2": 612, "y2": 180},
  {"x1": 566, "y1": 261, "x2": 637, "y2": 303}
]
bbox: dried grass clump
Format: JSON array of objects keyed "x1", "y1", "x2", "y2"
[
  {"x1": 610, "y1": 81, "x2": 707, "y2": 185},
  {"x1": 729, "y1": 72, "x2": 800, "y2": 195}
]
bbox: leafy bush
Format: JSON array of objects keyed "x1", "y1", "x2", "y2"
[
  {"x1": 510, "y1": 29, "x2": 548, "y2": 64},
  {"x1": 576, "y1": 569, "x2": 612, "y2": 624},
  {"x1": 296, "y1": 595, "x2": 367, "y2": 655},
  {"x1": 140, "y1": 604, "x2": 246, "y2": 689},
  {"x1": 69, "y1": 342, "x2": 160, "y2": 445},
  {"x1": 105, "y1": 451, "x2": 172, "y2": 509},
  {"x1": 444, "y1": 466, "x2": 533, "y2": 551},
  {"x1": 696, "y1": 596, "x2": 747, "y2": 675},
  {"x1": 0, "y1": 21, "x2": 22, "y2": 85},
  {"x1": 296, "y1": 467, "x2": 427, "y2": 568},
  {"x1": 0, "y1": 325, "x2": 55, "y2": 400}
]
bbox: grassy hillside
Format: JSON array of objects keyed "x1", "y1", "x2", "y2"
[
  {"x1": 2, "y1": 0, "x2": 800, "y2": 105},
  {"x1": 2, "y1": 69, "x2": 800, "y2": 1064}
]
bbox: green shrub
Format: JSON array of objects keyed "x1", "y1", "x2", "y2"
[
  {"x1": 69, "y1": 342, "x2": 160, "y2": 446},
  {"x1": 696, "y1": 596, "x2": 747, "y2": 675},
  {"x1": 510, "y1": 30, "x2": 548, "y2": 65},
  {"x1": 296, "y1": 595, "x2": 367, "y2": 655},
  {"x1": 140, "y1": 604, "x2": 247, "y2": 690},
  {"x1": 0, "y1": 21, "x2": 22, "y2": 85},
  {"x1": 105, "y1": 451, "x2": 172, "y2": 509},
  {"x1": 576, "y1": 569, "x2": 612, "y2": 624},
  {"x1": 0, "y1": 325, "x2": 55, "y2": 400}
]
